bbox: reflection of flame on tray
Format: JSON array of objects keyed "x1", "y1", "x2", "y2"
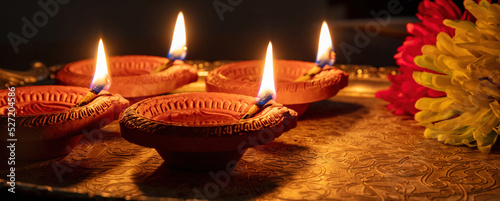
[
  {"x1": 336, "y1": 65, "x2": 397, "y2": 97},
  {"x1": 0, "y1": 62, "x2": 52, "y2": 89}
]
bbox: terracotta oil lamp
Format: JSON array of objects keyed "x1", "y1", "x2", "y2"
[
  {"x1": 206, "y1": 22, "x2": 349, "y2": 116},
  {"x1": 120, "y1": 93, "x2": 297, "y2": 171},
  {"x1": 55, "y1": 12, "x2": 197, "y2": 103},
  {"x1": 0, "y1": 86, "x2": 128, "y2": 162},
  {"x1": 120, "y1": 44, "x2": 297, "y2": 171},
  {"x1": 0, "y1": 42, "x2": 129, "y2": 161}
]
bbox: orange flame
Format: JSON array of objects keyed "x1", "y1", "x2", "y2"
[
  {"x1": 167, "y1": 12, "x2": 187, "y2": 60},
  {"x1": 316, "y1": 21, "x2": 335, "y2": 67},
  {"x1": 90, "y1": 38, "x2": 110, "y2": 90},
  {"x1": 257, "y1": 42, "x2": 276, "y2": 100}
]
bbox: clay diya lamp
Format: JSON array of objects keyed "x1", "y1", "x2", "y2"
[
  {"x1": 55, "y1": 12, "x2": 197, "y2": 103},
  {"x1": 0, "y1": 39, "x2": 129, "y2": 163},
  {"x1": 206, "y1": 22, "x2": 348, "y2": 116},
  {"x1": 55, "y1": 55, "x2": 197, "y2": 102},
  {"x1": 206, "y1": 60, "x2": 348, "y2": 116},
  {"x1": 119, "y1": 92, "x2": 297, "y2": 171},
  {"x1": 0, "y1": 85, "x2": 129, "y2": 162},
  {"x1": 120, "y1": 42, "x2": 296, "y2": 171}
]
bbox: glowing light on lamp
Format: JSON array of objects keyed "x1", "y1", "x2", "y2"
[
  {"x1": 294, "y1": 22, "x2": 335, "y2": 82},
  {"x1": 241, "y1": 41, "x2": 276, "y2": 119},
  {"x1": 74, "y1": 38, "x2": 110, "y2": 107},
  {"x1": 90, "y1": 38, "x2": 110, "y2": 92},
  {"x1": 257, "y1": 41, "x2": 277, "y2": 102},
  {"x1": 315, "y1": 21, "x2": 335, "y2": 68},
  {"x1": 167, "y1": 12, "x2": 187, "y2": 61}
]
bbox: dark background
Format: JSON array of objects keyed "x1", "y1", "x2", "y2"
[{"x1": 0, "y1": 0, "x2": 466, "y2": 70}]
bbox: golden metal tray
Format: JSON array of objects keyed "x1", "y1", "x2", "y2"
[{"x1": 2, "y1": 61, "x2": 499, "y2": 200}]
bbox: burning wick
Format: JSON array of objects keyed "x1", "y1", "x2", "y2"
[
  {"x1": 74, "y1": 38, "x2": 110, "y2": 108},
  {"x1": 151, "y1": 12, "x2": 187, "y2": 74},
  {"x1": 294, "y1": 21, "x2": 335, "y2": 82},
  {"x1": 241, "y1": 41, "x2": 276, "y2": 120},
  {"x1": 294, "y1": 52, "x2": 335, "y2": 82},
  {"x1": 74, "y1": 84, "x2": 106, "y2": 107},
  {"x1": 150, "y1": 59, "x2": 175, "y2": 74},
  {"x1": 241, "y1": 90, "x2": 274, "y2": 119}
]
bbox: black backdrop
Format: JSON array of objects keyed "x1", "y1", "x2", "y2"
[{"x1": 0, "y1": 0, "x2": 466, "y2": 70}]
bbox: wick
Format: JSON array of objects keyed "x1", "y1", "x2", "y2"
[
  {"x1": 150, "y1": 59, "x2": 176, "y2": 74},
  {"x1": 73, "y1": 83, "x2": 106, "y2": 108},
  {"x1": 241, "y1": 91, "x2": 274, "y2": 119},
  {"x1": 294, "y1": 66, "x2": 323, "y2": 82},
  {"x1": 294, "y1": 52, "x2": 335, "y2": 82}
]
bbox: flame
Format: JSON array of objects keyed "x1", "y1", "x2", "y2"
[
  {"x1": 167, "y1": 12, "x2": 187, "y2": 61},
  {"x1": 315, "y1": 21, "x2": 335, "y2": 67},
  {"x1": 90, "y1": 38, "x2": 110, "y2": 91},
  {"x1": 257, "y1": 42, "x2": 276, "y2": 100}
]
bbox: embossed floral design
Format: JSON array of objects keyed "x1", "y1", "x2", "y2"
[
  {"x1": 376, "y1": 0, "x2": 463, "y2": 115},
  {"x1": 413, "y1": 0, "x2": 500, "y2": 153}
]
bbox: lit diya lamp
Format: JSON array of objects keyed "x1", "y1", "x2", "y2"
[
  {"x1": 0, "y1": 40, "x2": 129, "y2": 162},
  {"x1": 119, "y1": 43, "x2": 297, "y2": 171},
  {"x1": 55, "y1": 12, "x2": 197, "y2": 103},
  {"x1": 206, "y1": 22, "x2": 349, "y2": 116},
  {"x1": 242, "y1": 42, "x2": 276, "y2": 119},
  {"x1": 295, "y1": 21, "x2": 336, "y2": 82}
]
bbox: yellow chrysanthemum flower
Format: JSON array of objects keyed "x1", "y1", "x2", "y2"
[{"x1": 413, "y1": 0, "x2": 500, "y2": 153}]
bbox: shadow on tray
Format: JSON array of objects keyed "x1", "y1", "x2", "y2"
[
  {"x1": 134, "y1": 142, "x2": 311, "y2": 200},
  {"x1": 299, "y1": 99, "x2": 365, "y2": 120},
  {"x1": 0, "y1": 130, "x2": 130, "y2": 188}
]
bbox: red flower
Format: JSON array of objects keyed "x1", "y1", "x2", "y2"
[{"x1": 376, "y1": 0, "x2": 463, "y2": 115}]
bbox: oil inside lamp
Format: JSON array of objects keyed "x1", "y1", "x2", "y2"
[
  {"x1": 151, "y1": 11, "x2": 187, "y2": 74},
  {"x1": 74, "y1": 38, "x2": 111, "y2": 107},
  {"x1": 295, "y1": 21, "x2": 335, "y2": 82},
  {"x1": 242, "y1": 42, "x2": 276, "y2": 119}
]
